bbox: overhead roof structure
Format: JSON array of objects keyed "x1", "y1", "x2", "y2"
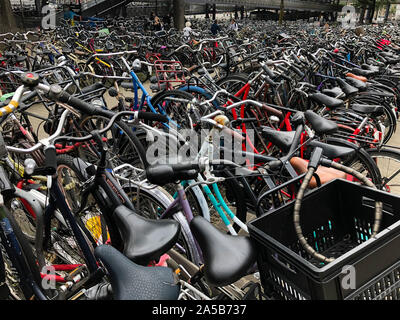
[{"x1": 79, "y1": 0, "x2": 340, "y2": 17}]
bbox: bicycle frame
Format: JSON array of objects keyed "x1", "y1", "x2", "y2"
[
  {"x1": 44, "y1": 177, "x2": 99, "y2": 273},
  {"x1": 183, "y1": 126, "x2": 252, "y2": 235},
  {"x1": 117, "y1": 55, "x2": 182, "y2": 129}
]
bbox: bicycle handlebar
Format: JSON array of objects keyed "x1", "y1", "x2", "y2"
[
  {"x1": 87, "y1": 50, "x2": 138, "y2": 59},
  {"x1": 52, "y1": 110, "x2": 167, "y2": 145},
  {"x1": 3, "y1": 80, "x2": 168, "y2": 154},
  {"x1": 170, "y1": 36, "x2": 228, "y2": 55},
  {"x1": 0, "y1": 85, "x2": 26, "y2": 117},
  {"x1": 78, "y1": 72, "x2": 131, "y2": 80},
  {"x1": 6, "y1": 109, "x2": 70, "y2": 154}
]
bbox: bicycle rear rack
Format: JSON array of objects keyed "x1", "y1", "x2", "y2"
[{"x1": 154, "y1": 60, "x2": 186, "y2": 91}]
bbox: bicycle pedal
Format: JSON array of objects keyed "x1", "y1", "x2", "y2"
[{"x1": 65, "y1": 265, "x2": 87, "y2": 282}]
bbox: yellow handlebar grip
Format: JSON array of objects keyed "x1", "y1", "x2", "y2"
[{"x1": 0, "y1": 99, "x2": 18, "y2": 116}]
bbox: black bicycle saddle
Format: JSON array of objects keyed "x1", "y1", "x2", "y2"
[
  {"x1": 190, "y1": 216, "x2": 257, "y2": 287},
  {"x1": 95, "y1": 245, "x2": 180, "y2": 300}
]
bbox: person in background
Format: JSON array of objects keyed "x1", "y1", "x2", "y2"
[
  {"x1": 183, "y1": 21, "x2": 199, "y2": 43},
  {"x1": 228, "y1": 19, "x2": 238, "y2": 32},
  {"x1": 210, "y1": 19, "x2": 221, "y2": 35},
  {"x1": 63, "y1": 5, "x2": 81, "y2": 25},
  {"x1": 163, "y1": 13, "x2": 172, "y2": 30},
  {"x1": 154, "y1": 15, "x2": 163, "y2": 31}
]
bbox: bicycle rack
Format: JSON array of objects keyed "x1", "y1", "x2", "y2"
[{"x1": 153, "y1": 60, "x2": 186, "y2": 91}]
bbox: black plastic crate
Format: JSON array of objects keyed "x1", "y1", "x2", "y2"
[{"x1": 248, "y1": 179, "x2": 400, "y2": 300}]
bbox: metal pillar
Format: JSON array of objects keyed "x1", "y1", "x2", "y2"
[
  {"x1": 384, "y1": 2, "x2": 391, "y2": 22},
  {"x1": 279, "y1": 0, "x2": 284, "y2": 25},
  {"x1": 19, "y1": 0, "x2": 26, "y2": 30},
  {"x1": 121, "y1": 3, "x2": 127, "y2": 18},
  {"x1": 212, "y1": 4, "x2": 216, "y2": 20},
  {"x1": 205, "y1": 3, "x2": 209, "y2": 19},
  {"x1": 234, "y1": 5, "x2": 238, "y2": 19},
  {"x1": 0, "y1": 0, "x2": 17, "y2": 33},
  {"x1": 173, "y1": 0, "x2": 185, "y2": 30},
  {"x1": 240, "y1": 6, "x2": 244, "y2": 19},
  {"x1": 35, "y1": 0, "x2": 40, "y2": 13}
]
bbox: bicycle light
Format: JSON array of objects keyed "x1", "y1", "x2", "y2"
[
  {"x1": 214, "y1": 115, "x2": 229, "y2": 127},
  {"x1": 132, "y1": 59, "x2": 142, "y2": 71},
  {"x1": 269, "y1": 115, "x2": 280, "y2": 123},
  {"x1": 21, "y1": 72, "x2": 40, "y2": 88},
  {"x1": 24, "y1": 158, "x2": 37, "y2": 176}
]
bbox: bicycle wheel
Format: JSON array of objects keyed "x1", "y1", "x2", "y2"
[
  {"x1": 77, "y1": 115, "x2": 148, "y2": 178},
  {"x1": 352, "y1": 96, "x2": 397, "y2": 144},
  {"x1": 0, "y1": 206, "x2": 42, "y2": 300},
  {"x1": 5, "y1": 175, "x2": 95, "y2": 287},
  {"x1": 150, "y1": 90, "x2": 196, "y2": 129},
  {"x1": 56, "y1": 154, "x2": 109, "y2": 247},
  {"x1": 216, "y1": 73, "x2": 251, "y2": 98},
  {"x1": 367, "y1": 148, "x2": 400, "y2": 195},
  {"x1": 325, "y1": 137, "x2": 381, "y2": 186},
  {"x1": 211, "y1": 171, "x2": 248, "y2": 233}
]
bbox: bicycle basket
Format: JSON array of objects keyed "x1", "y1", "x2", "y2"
[{"x1": 249, "y1": 178, "x2": 400, "y2": 300}]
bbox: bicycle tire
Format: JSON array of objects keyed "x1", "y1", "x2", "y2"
[
  {"x1": 351, "y1": 95, "x2": 397, "y2": 144},
  {"x1": 216, "y1": 73, "x2": 251, "y2": 97},
  {"x1": 56, "y1": 154, "x2": 109, "y2": 247},
  {"x1": 77, "y1": 115, "x2": 149, "y2": 171},
  {"x1": 0, "y1": 205, "x2": 42, "y2": 299},
  {"x1": 150, "y1": 89, "x2": 196, "y2": 129},
  {"x1": 325, "y1": 137, "x2": 382, "y2": 186},
  {"x1": 367, "y1": 148, "x2": 400, "y2": 196}
]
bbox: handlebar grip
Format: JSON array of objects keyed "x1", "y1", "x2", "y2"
[
  {"x1": 21, "y1": 90, "x2": 38, "y2": 103},
  {"x1": 261, "y1": 105, "x2": 283, "y2": 120},
  {"x1": 0, "y1": 98, "x2": 19, "y2": 116},
  {"x1": 170, "y1": 163, "x2": 200, "y2": 172},
  {"x1": 231, "y1": 118, "x2": 258, "y2": 126},
  {"x1": 261, "y1": 64, "x2": 277, "y2": 78},
  {"x1": 276, "y1": 64, "x2": 288, "y2": 73},
  {"x1": 58, "y1": 91, "x2": 99, "y2": 115},
  {"x1": 290, "y1": 65, "x2": 305, "y2": 78},
  {"x1": 267, "y1": 160, "x2": 282, "y2": 170},
  {"x1": 137, "y1": 112, "x2": 168, "y2": 123},
  {"x1": 120, "y1": 82, "x2": 134, "y2": 89},
  {"x1": 277, "y1": 72, "x2": 292, "y2": 82},
  {"x1": 291, "y1": 53, "x2": 301, "y2": 64},
  {"x1": 44, "y1": 145, "x2": 57, "y2": 175},
  {"x1": 291, "y1": 62, "x2": 303, "y2": 70},
  {"x1": 264, "y1": 76, "x2": 278, "y2": 86}
]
